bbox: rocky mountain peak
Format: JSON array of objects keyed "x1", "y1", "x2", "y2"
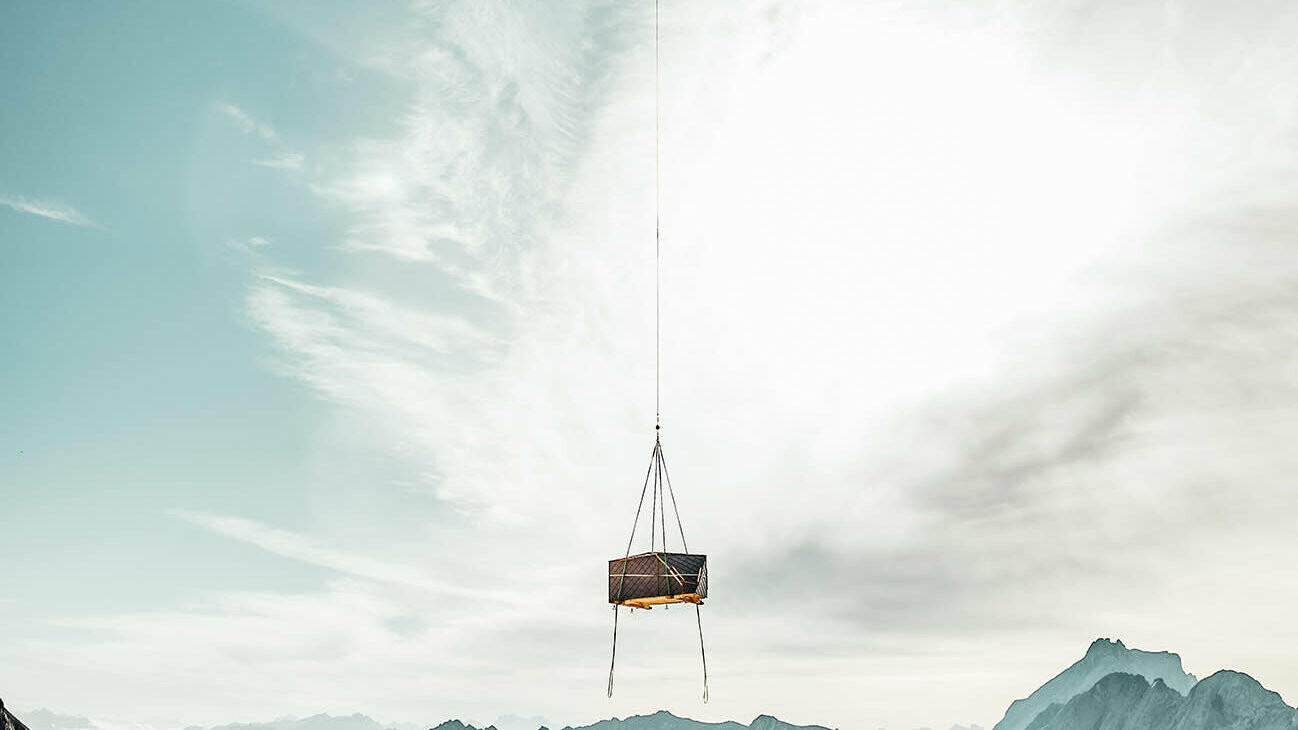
[
  {"x1": 430, "y1": 721, "x2": 474, "y2": 730},
  {"x1": 993, "y1": 639, "x2": 1197, "y2": 730},
  {"x1": 1172, "y1": 670, "x2": 1298, "y2": 730},
  {"x1": 1085, "y1": 638, "x2": 1127, "y2": 656}
]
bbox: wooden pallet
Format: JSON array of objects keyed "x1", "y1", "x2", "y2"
[{"x1": 613, "y1": 592, "x2": 704, "y2": 610}]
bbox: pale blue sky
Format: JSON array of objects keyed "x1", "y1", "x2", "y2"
[
  {"x1": 1, "y1": 1, "x2": 336, "y2": 610},
  {"x1": 6, "y1": 2, "x2": 1298, "y2": 730}
]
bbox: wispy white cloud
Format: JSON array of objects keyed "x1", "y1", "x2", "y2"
[
  {"x1": 28, "y1": 521, "x2": 586, "y2": 726},
  {"x1": 31, "y1": 578, "x2": 490, "y2": 724},
  {"x1": 249, "y1": 273, "x2": 496, "y2": 367},
  {"x1": 218, "y1": 102, "x2": 280, "y2": 142},
  {"x1": 0, "y1": 195, "x2": 99, "y2": 227},
  {"x1": 215, "y1": 236, "x2": 275, "y2": 267},
  {"x1": 224, "y1": 235, "x2": 273, "y2": 256},
  {"x1": 218, "y1": 102, "x2": 308, "y2": 174},
  {"x1": 254, "y1": 152, "x2": 305, "y2": 171},
  {"x1": 303, "y1": 2, "x2": 604, "y2": 305},
  {"x1": 170, "y1": 509, "x2": 496, "y2": 599}
]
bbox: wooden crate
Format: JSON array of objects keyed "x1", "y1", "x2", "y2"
[{"x1": 608, "y1": 552, "x2": 707, "y2": 609}]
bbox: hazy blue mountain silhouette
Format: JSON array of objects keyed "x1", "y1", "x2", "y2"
[
  {"x1": 1022, "y1": 670, "x2": 1298, "y2": 730},
  {"x1": 994, "y1": 639, "x2": 1198, "y2": 730},
  {"x1": 9, "y1": 639, "x2": 1298, "y2": 730},
  {"x1": 427, "y1": 712, "x2": 833, "y2": 730},
  {"x1": 200, "y1": 715, "x2": 393, "y2": 730},
  {"x1": 442, "y1": 711, "x2": 835, "y2": 730}
]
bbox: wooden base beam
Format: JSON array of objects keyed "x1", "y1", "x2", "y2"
[{"x1": 613, "y1": 593, "x2": 705, "y2": 610}]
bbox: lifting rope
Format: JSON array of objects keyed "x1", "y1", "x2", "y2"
[
  {"x1": 659, "y1": 442, "x2": 688, "y2": 552},
  {"x1": 696, "y1": 602, "x2": 709, "y2": 703},
  {"x1": 606, "y1": 600, "x2": 620, "y2": 698}
]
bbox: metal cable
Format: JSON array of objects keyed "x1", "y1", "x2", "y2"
[
  {"x1": 654, "y1": 0, "x2": 661, "y2": 431},
  {"x1": 658, "y1": 441, "x2": 668, "y2": 553},
  {"x1": 649, "y1": 442, "x2": 659, "y2": 554}
]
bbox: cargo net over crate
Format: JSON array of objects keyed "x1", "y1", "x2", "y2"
[
  {"x1": 609, "y1": 552, "x2": 707, "y2": 609},
  {"x1": 606, "y1": 435, "x2": 708, "y2": 702}
]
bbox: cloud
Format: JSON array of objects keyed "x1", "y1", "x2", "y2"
[
  {"x1": 170, "y1": 509, "x2": 496, "y2": 600},
  {"x1": 27, "y1": 558, "x2": 589, "y2": 728},
  {"x1": 22, "y1": 2, "x2": 1298, "y2": 729},
  {"x1": 218, "y1": 103, "x2": 280, "y2": 142},
  {"x1": 217, "y1": 102, "x2": 305, "y2": 171},
  {"x1": 255, "y1": 153, "x2": 306, "y2": 171},
  {"x1": 302, "y1": 1, "x2": 620, "y2": 303},
  {"x1": 219, "y1": 0, "x2": 1298, "y2": 724},
  {"x1": 223, "y1": 236, "x2": 273, "y2": 258},
  {"x1": 0, "y1": 196, "x2": 99, "y2": 227}
]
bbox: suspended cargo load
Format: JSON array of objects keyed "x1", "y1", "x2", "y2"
[
  {"x1": 605, "y1": 437, "x2": 709, "y2": 702},
  {"x1": 609, "y1": 551, "x2": 707, "y2": 609},
  {"x1": 605, "y1": 0, "x2": 709, "y2": 704}
]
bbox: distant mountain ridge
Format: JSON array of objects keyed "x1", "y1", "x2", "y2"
[
  {"x1": 199, "y1": 714, "x2": 393, "y2": 730},
  {"x1": 432, "y1": 711, "x2": 835, "y2": 730},
  {"x1": 7, "y1": 639, "x2": 1298, "y2": 730},
  {"x1": 423, "y1": 713, "x2": 834, "y2": 730},
  {"x1": 1021, "y1": 670, "x2": 1298, "y2": 730},
  {"x1": 994, "y1": 638, "x2": 1198, "y2": 730},
  {"x1": 9, "y1": 709, "x2": 832, "y2": 730}
]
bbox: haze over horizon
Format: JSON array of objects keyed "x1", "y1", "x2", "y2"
[{"x1": 5, "y1": 1, "x2": 1298, "y2": 730}]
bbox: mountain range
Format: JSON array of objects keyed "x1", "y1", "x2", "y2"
[
  {"x1": 996, "y1": 638, "x2": 1198, "y2": 730},
  {"x1": 1025, "y1": 670, "x2": 1298, "y2": 730},
  {"x1": 6, "y1": 639, "x2": 1297, "y2": 730},
  {"x1": 431, "y1": 714, "x2": 831, "y2": 730}
]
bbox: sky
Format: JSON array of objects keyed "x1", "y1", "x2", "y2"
[{"x1": 4, "y1": 1, "x2": 1298, "y2": 729}]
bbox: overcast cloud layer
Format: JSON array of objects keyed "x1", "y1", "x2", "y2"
[{"x1": 6, "y1": 1, "x2": 1298, "y2": 729}]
